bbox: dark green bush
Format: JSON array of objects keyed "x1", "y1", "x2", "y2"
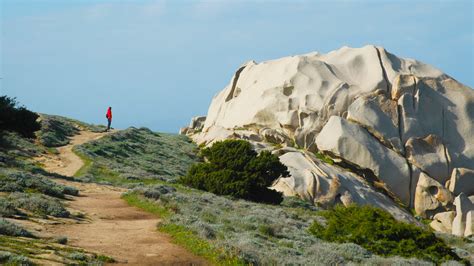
[
  {"x1": 180, "y1": 140, "x2": 288, "y2": 204},
  {"x1": 0, "y1": 96, "x2": 40, "y2": 138},
  {"x1": 309, "y1": 204, "x2": 463, "y2": 264}
]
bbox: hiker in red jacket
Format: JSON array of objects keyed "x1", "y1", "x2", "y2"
[{"x1": 106, "y1": 107, "x2": 112, "y2": 132}]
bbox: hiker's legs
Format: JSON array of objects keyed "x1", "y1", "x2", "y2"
[{"x1": 107, "y1": 119, "x2": 111, "y2": 131}]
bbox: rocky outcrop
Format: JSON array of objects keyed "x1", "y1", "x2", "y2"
[
  {"x1": 430, "y1": 211, "x2": 455, "y2": 233},
  {"x1": 447, "y1": 168, "x2": 474, "y2": 196},
  {"x1": 452, "y1": 193, "x2": 474, "y2": 237},
  {"x1": 315, "y1": 116, "x2": 411, "y2": 205},
  {"x1": 414, "y1": 172, "x2": 452, "y2": 218},
  {"x1": 180, "y1": 116, "x2": 207, "y2": 135},
  {"x1": 183, "y1": 45, "x2": 474, "y2": 234},
  {"x1": 272, "y1": 151, "x2": 415, "y2": 222},
  {"x1": 406, "y1": 135, "x2": 450, "y2": 183}
]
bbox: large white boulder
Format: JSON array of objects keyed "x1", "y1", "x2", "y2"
[
  {"x1": 272, "y1": 151, "x2": 415, "y2": 223},
  {"x1": 186, "y1": 45, "x2": 474, "y2": 236},
  {"x1": 315, "y1": 116, "x2": 412, "y2": 205}
]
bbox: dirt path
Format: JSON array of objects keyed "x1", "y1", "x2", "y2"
[{"x1": 38, "y1": 131, "x2": 207, "y2": 265}]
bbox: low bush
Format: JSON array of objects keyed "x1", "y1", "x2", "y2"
[
  {"x1": 0, "y1": 170, "x2": 78, "y2": 198},
  {"x1": 0, "y1": 219, "x2": 33, "y2": 237},
  {"x1": 8, "y1": 193, "x2": 70, "y2": 218},
  {"x1": 0, "y1": 96, "x2": 40, "y2": 139},
  {"x1": 308, "y1": 204, "x2": 463, "y2": 264},
  {"x1": 38, "y1": 115, "x2": 79, "y2": 147},
  {"x1": 0, "y1": 198, "x2": 19, "y2": 217},
  {"x1": 0, "y1": 251, "x2": 33, "y2": 265},
  {"x1": 180, "y1": 140, "x2": 288, "y2": 204}
]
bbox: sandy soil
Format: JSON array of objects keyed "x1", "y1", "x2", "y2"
[{"x1": 37, "y1": 131, "x2": 208, "y2": 265}]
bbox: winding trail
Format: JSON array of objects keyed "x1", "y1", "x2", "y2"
[{"x1": 38, "y1": 131, "x2": 207, "y2": 265}]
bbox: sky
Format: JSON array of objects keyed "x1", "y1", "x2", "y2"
[{"x1": 1, "y1": 0, "x2": 473, "y2": 132}]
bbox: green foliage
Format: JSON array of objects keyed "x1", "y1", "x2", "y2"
[
  {"x1": 38, "y1": 114, "x2": 79, "y2": 147},
  {"x1": 0, "y1": 219, "x2": 33, "y2": 237},
  {"x1": 308, "y1": 204, "x2": 462, "y2": 264},
  {"x1": 159, "y1": 223, "x2": 246, "y2": 266},
  {"x1": 122, "y1": 192, "x2": 172, "y2": 218},
  {"x1": 314, "y1": 151, "x2": 335, "y2": 165},
  {"x1": 74, "y1": 127, "x2": 198, "y2": 183},
  {"x1": 8, "y1": 192, "x2": 70, "y2": 218},
  {"x1": 180, "y1": 140, "x2": 288, "y2": 204},
  {"x1": 123, "y1": 192, "x2": 245, "y2": 265},
  {"x1": 0, "y1": 170, "x2": 78, "y2": 198},
  {"x1": 0, "y1": 251, "x2": 33, "y2": 265},
  {"x1": 0, "y1": 198, "x2": 20, "y2": 218},
  {"x1": 0, "y1": 96, "x2": 40, "y2": 139}
]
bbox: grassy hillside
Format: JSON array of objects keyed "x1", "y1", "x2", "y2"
[
  {"x1": 0, "y1": 117, "x2": 112, "y2": 265},
  {"x1": 1, "y1": 113, "x2": 472, "y2": 265},
  {"x1": 73, "y1": 125, "x2": 473, "y2": 264},
  {"x1": 73, "y1": 127, "x2": 198, "y2": 184}
]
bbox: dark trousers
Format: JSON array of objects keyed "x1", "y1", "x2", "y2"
[{"x1": 107, "y1": 118, "x2": 112, "y2": 131}]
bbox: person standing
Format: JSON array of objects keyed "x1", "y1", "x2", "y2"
[{"x1": 106, "y1": 107, "x2": 112, "y2": 131}]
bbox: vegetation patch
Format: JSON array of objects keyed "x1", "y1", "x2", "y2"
[
  {"x1": 74, "y1": 127, "x2": 198, "y2": 183},
  {"x1": 122, "y1": 192, "x2": 244, "y2": 265},
  {"x1": 38, "y1": 114, "x2": 105, "y2": 147},
  {"x1": 0, "y1": 235, "x2": 114, "y2": 265},
  {"x1": 8, "y1": 192, "x2": 70, "y2": 218},
  {"x1": 314, "y1": 151, "x2": 335, "y2": 165},
  {"x1": 180, "y1": 139, "x2": 288, "y2": 204},
  {"x1": 0, "y1": 219, "x2": 33, "y2": 237},
  {"x1": 308, "y1": 204, "x2": 464, "y2": 264},
  {"x1": 0, "y1": 169, "x2": 78, "y2": 198},
  {"x1": 0, "y1": 96, "x2": 40, "y2": 139}
]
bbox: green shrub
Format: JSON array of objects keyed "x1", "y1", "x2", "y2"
[
  {"x1": 0, "y1": 219, "x2": 33, "y2": 237},
  {"x1": 180, "y1": 140, "x2": 288, "y2": 204},
  {"x1": 8, "y1": 193, "x2": 70, "y2": 218},
  {"x1": 0, "y1": 198, "x2": 19, "y2": 217},
  {"x1": 0, "y1": 96, "x2": 40, "y2": 138},
  {"x1": 308, "y1": 204, "x2": 462, "y2": 264},
  {"x1": 0, "y1": 170, "x2": 78, "y2": 198},
  {"x1": 0, "y1": 251, "x2": 33, "y2": 265},
  {"x1": 38, "y1": 115, "x2": 78, "y2": 147}
]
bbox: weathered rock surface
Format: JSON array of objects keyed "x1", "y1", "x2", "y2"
[
  {"x1": 347, "y1": 92, "x2": 402, "y2": 153},
  {"x1": 430, "y1": 211, "x2": 455, "y2": 233},
  {"x1": 315, "y1": 116, "x2": 411, "y2": 205},
  {"x1": 414, "y1": 172, "x2": 453, "y2": 218},
  {"x1": 406, "y1": 135, "x2": 450, "y2": 183},
  {"x1": 272, "y1": 151, "x2": 415, "y2": 222},
  {"x1": 452, "y1": 193, "x2": 474, "y2": 237},
  {"x1": 184, "y1": 45, "x2": 474, "y2": 234},
  {"x1": 448, "y1": 168, "x2": 474, "y2": 196}
]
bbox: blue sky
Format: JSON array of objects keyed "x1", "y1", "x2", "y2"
[{"x1": 1, "y1": 0, "x2": 473, "y2": 132}]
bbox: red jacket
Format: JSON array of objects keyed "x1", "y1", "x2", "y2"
[{"x1": 106, "y1": 108, "x2": 112, "y2": 120}]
